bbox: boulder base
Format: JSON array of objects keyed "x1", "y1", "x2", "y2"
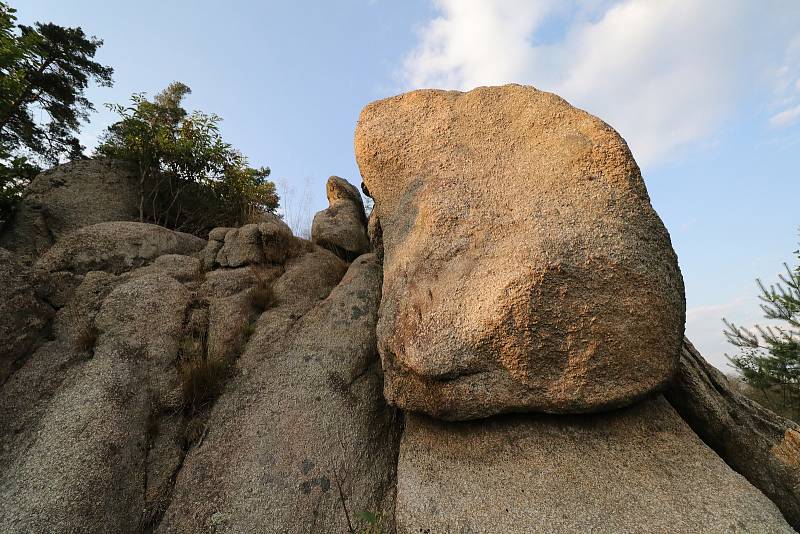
[{"x1": 396, "y1": 396, "x2": 793, "y2": 533}]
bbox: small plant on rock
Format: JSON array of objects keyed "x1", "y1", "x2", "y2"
[
  {"x1": 178, "y1": 329, "x2": 228, "y2": 414},
  {"x1": 357, "y1": 511, "x2": 384, "y2": 534},
  {"x1": 74, "y1": 323, "x2": 99, "y2": 354},
  {"x1": 249, "y1": 269, "x2": 276, "y2": 312}
]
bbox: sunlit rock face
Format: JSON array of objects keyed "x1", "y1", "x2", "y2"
[{"x1": 355, "y1": 84, "x2": 685, "y2": 420}]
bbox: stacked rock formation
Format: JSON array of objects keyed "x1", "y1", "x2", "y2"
[
  {"x1": 355, "y1": 84, "x2": 797, "y2": 532},
  {"x1": 0, "y1": 162, "x2": 400, "y2": 533},
  {"x1": 1, "y1": 86, "x2": 799, "y2": 533},
  {"x1": 311, "y1": 175, "x2": 370, "y2": 260}
]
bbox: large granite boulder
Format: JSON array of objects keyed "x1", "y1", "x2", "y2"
[
  {"x1": 311, "y1": 176, "x2": 369, "y2": 261},
  {"x1": 666, "y1": 339, "x2": 800, "y2": 529},
  {"x1": 396, "y1": 395, "x2": 793, "y2": 533},
  {"x1": 355, "y1": 84, "x2": 685, "y2": 420},
  {"x1": 0, "y1": 159, "x2": 139, "y2": 261}
]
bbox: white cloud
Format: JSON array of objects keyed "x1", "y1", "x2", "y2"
[
  {"x1": 403, "y1": 0, "x2": 800, "y2": 167},
  {"x1": 770, "y1": 104, "x2": 800, "y2": 127},
  {"x1": 771, "y1": 35, "x2": 800, "y2": 127}
]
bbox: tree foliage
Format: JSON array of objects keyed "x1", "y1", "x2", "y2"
[
  {"x1": 96, "y1": 82, "x2": 278, "y2": 236},
  {"x1": 725, "y1": 237, "x2": 800, "y2": 419},
  {"x1": 0, "y1": 1, "x2": 112, "y2": 224}
]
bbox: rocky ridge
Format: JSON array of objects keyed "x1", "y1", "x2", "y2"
[{"x1": 0, "y1": 85, "x2": 798, "y2": 533}]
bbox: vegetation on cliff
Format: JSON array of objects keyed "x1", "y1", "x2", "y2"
[
  {"x1": 96, "y1": 82, "x2": 278, "y2": 236},
  {"x1": 725, "y1": 237, "x2": 800, "y2": 420}
]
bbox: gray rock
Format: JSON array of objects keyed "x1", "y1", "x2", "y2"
[
  {"x1": 207, "y1": 214, "x2": 294, "y2": 268},
  {"x1": 258, "y1": 213, "x2": 294, "y2": 264},
  {"x1": 0, "y1": 273, "x2": 191, "y2": 533},
  {"x1": 35, "y1": 221, "x2": 205, "y2": 276},
  {"x1": 665, "y1": 338, "x2": 800, "y2": 529},
  {"x1": 311, "y1": 176, "x2": 369, "y2": 261},
  {"x1": 0, "y1": 248, "x2": 53, "y2": 383},
  {"x1": 355, "y1": 84, "x2": 685, "y2": 420},
  {"x1": 396, "y1": 395, "x2": 793, "y2": 533},
  {"x1": 217, "y1": 224, "x2": 264, "y2": 267},
  {"x1": 0, "y1": 159, "x2": 139, "y2": 262},
  {"x1": 157, "y1": 254, "x2": 402, "y2": 534}
]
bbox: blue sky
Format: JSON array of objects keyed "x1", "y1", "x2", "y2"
[{"x1": 14, "y1": 1, "x2": 800, "y2": 370}]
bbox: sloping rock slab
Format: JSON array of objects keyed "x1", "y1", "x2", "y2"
[
  {"x1": 396, "y1": 395, "x2": 792, "y2": 533},
  {"x1": 0, "y1": 248, "x2": 53, "y2": 383},
  {"x1": 36, "y1": 221, "x2": 205, "y2": 275},
  {"x1": 0, "y1": 273, "x2": 191, "y2": 533},
  {"x1": 665, "y1": 338, "x2": 800, "y2": 529},
  {"x1": 157, "y1": 254, "x2": 401, "y2": 533}
]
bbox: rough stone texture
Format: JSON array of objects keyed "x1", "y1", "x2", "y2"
[
  {"x1": 311, "y1": 176, "x2": 369, "y2": 261},
  {"x1": 0, "y1": 159, "x2": 139, "y2": 262},
  {"x1": 0, "y1": 273, "x2": 191, "y2": 533},
  {"x1": 35, "y1": 221, "x2": 205, "y2": 276},
  {"x1": 396, "y1": 395, "x2": 793, "y2": 533},
  {"x1": 0, "y1": 248, "x2": 53, "y2": 383},
  {"x1": 367, "y1": 210, "x2": 383, "y2": 262},
  {"x1": 131, "y1": 254, "x2": 203, "y2": 285},
  {"x1": 158, "y1": 254, "x2": 402, "y2": 534},
  {"x1": 355, "y1": 84, "x2": 685, "y2": 420},
  {"x1": 205, "y1": 214, "x2": 294, "y2": 269},
  {"x1": 665, "y1": 338, "x2": 800, "y2": 529},
  {"x1": 200, "y1": 265, "x2": 281, "y2": 366}
]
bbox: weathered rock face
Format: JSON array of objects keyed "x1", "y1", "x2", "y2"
[
  {"x1": 36, "y1": 221, "x2": 206, "y2": 276},
  {"x1": 29, "y1": 221, "x2": 205, "y2": 308},
  {"x1": 0, "y1": 159, "x2": 139, "y2": 261},
  {"x1": 666, "y1": 339, "x2": 800, "y2": 529},
  {"x1": 355, "y1": 84, "x2": 685, "y2": 420},
  {"x1": 0, "y1": 162, "x2": 400, "y2": 533},
  {"x1": 0, "y1": 271, "x2": 192, "y2": 533},
  {"x1": 0, "y1": 249, "x2": 54, "y2": 384},
  {"x1": 396, "y1": 395, "x2": 793, "y2": 533},
  {"x1": 311, "y1": 175, "x2": 370, "y2": 261},
  {"x1": 157, "y1": 254, "x2": 402, "y2": 534},
  {"x1": 204, "y1": 214, "x2": 294, "y2": 269}
]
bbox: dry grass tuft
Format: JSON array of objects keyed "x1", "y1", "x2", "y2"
[
  {"x1": 74, "y1": 323, "x2": 99, "y2": 353},
  {"x1": 250, "y1": 269, "x2": 276, "y2": 312},
  {"x1": 182, "y1": 416, "x2": 207, "y2": 447},
  {"x1": 178, "y1": 330, "x2": 228, "y2": 414}
]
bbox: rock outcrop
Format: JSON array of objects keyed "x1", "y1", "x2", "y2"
[
  {"x1": 311, "y1": 175, "x2": 370, "y2": 261},
  {"x1": 0, "y1": 170, "x2": 400, "y2": 532},
  {"x1": 204, "y1": 213, "x2": 294, "y2": 269},
  {"x1": 0, "y1": 159, "x2": 139, "y2": 261},
  {"x1": 36, "y1": 221, "x2": 205, "y2": 276},
  {"x1": 31, "y1": 221, "x2": 205, "y2": 307},
  {"x1": 2, "y1": 90, "x2": 797, "y2": 534},
  {"x1": 158, "y1": 254, "x2": 401, "y2": 533},
  {"x1": 0, "y1": 268, "x2": 192, "y2": 533},
  {"x1": 397, "y1": 395, "x2": 792, "y2": 533},
  {"x1": 666, "y1": 339, "x2": 800, "y2": 529},
  {"x1": 0, "y1": 248, "x2": 54, "y2": 383},
  {"x1": 355, "y1": 84, "x2": 685, "y2": 420}
]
